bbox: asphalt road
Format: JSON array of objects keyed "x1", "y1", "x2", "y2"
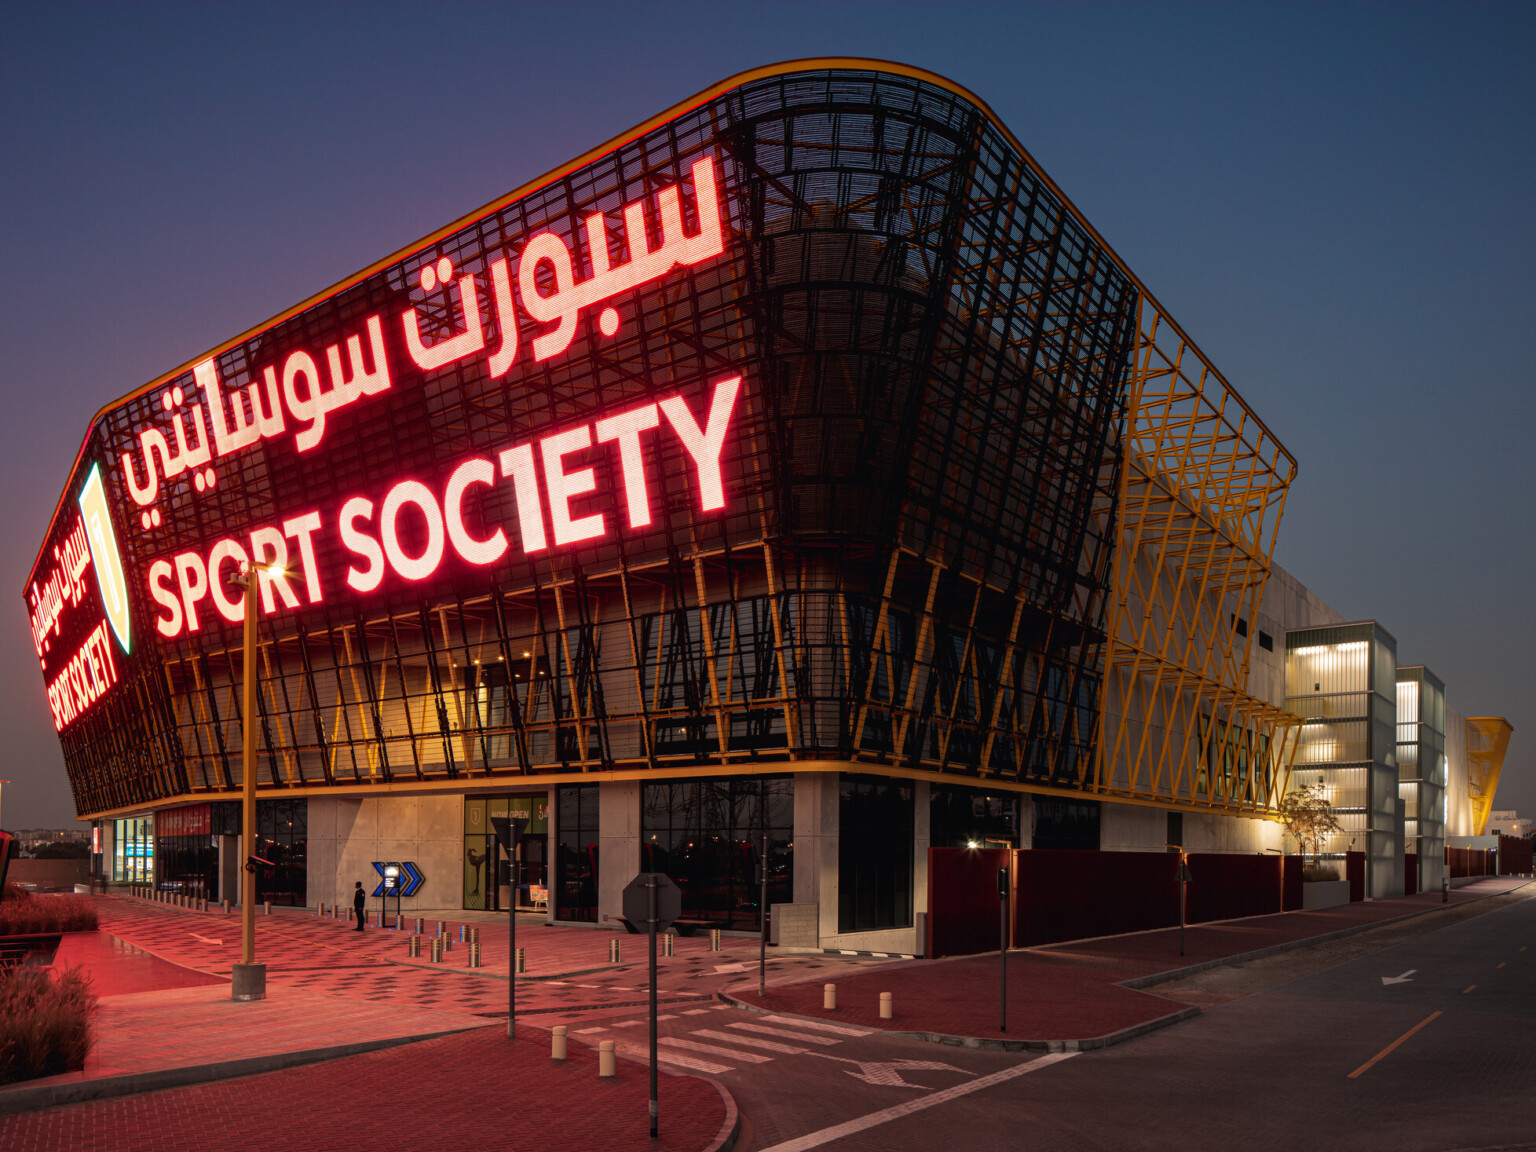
[{"x1": 643, "y1": 888, "x2": 1536, "y2": 1152}]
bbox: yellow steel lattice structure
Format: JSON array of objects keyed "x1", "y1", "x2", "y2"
[
  {"x1": 1094, "y1": 296, "x2": 1304, "y2": 814},
  {"x1": 1466, "y1": 716, "x2": 1513, "y2": 836}
]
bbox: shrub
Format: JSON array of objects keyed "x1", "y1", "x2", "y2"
[
  {"x1": 1, "y1": 883, "x2": 31, "y2": 903},
  {"x1": 0, "y1": 964, "x2": 96, "y2": 1085},
  {"x1": 0, "y1": 895, "x2": 98, "y2": 935},
  {"x1": 1302, "y1": 864, "x2": 1341, "y2": 883}
]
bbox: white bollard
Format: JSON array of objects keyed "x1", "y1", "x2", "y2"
[
  {"x1": 552, "y1": 1025, "x2": 568, "y2": 1061},
  {"x1": 824, "y1": 983, "x2": 837, "y2": 1010},
  {"x1": 598, "y1": 1040, "x2": 616, "y2": 1077},
  {"x1": 880, "y1": 991, "x2": 893, "y2": 1019}
]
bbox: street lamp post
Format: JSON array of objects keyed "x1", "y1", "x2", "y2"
[{"x1": 227, "y1": 564, "x2": 278, "y2": 1002}]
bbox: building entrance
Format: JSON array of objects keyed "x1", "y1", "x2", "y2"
[{"x1": 464, "y1": 794, "x2": 548, "y2": 912}]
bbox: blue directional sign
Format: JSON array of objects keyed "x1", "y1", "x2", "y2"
[{"x1": 371, "y1": 860, "x2": 424, "y2": 898}]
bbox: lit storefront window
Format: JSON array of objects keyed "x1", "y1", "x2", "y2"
[{"x1": 112, "y1": 817, "x2": 153, "y2": 883}]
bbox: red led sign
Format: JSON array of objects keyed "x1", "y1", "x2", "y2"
[{"x1": 145, "y1": 375, "x2": 742, "y2": 639}]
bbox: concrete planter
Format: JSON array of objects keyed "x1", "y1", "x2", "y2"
[{"x1": 1302, "y1": 879, "x2": 1351, "y2": 909}]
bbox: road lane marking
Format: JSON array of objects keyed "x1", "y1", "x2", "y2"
[
  {"x1": 753, "y1": 1053, "x2": 1079, "y2": 1152},
  {"x1": 1463, "y1": 985, "x2": 1477, "y2": 994},
  {"x1": 1348, "y1": 1011, "x2": 1442, "y2": 1079},
  {"x1": 763, "y1": 1014, "x2": 873, "y2": 1037},
  {"x1": 658, "y1": 1036, "x2": 773, "y2": 1063},
  {"x1": 1522, "y1": 947, "x2": 1528, "y2": 952},
  {"x1": 1380, "y1": 969, "x2": 1416, "y2": 986},
  {"x1": 681, "y1": 1009, "x2": 710, "y2": 1015},
  {"x1": 728, "y1": 1022, "x2": 841, "y2": 1046},
  {"x1": 614, "y1": 1042, "x2": 730, "y2": 1074},
  {"x1": 1497, "y1": 962, "x2": 1507, "y2": 969},
  {"x1": 691, "y1": 1028, "x2": 808, "y2": 1054}
]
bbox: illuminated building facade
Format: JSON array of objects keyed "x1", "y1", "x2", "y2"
[{"x1": 24, "y1": 60, "x2": 1509, "y2": 946}]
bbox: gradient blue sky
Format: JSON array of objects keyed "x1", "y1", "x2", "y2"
[{"x1": 3, "y1": 2, "x2": 1533, "y2": 827}]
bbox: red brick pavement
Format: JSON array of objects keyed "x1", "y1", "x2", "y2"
[
  {"x1": 732, "y1": 877, "x2": 1533, "y2": 1042},
  {"x1": 0, "y1": 1026, "x2": 729, "y2": 1152}
]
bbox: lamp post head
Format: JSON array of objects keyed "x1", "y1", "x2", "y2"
[{"x1": 226, "y1": 562, "x2": 285, "y2": 590}]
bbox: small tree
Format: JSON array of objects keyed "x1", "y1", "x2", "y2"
[{"x1": 1278, "y1": 783, "x2": 1342, "y2": 865}]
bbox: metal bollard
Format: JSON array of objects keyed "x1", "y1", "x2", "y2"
[
  {"x1": 264, "y1": 901, "x2": 271, "y2": 916},
  {"x1": 880, "y1": 992, "x2": 893, "y2": 1019},
  {"x1": 437, "y1": 920, "x2": 447, "y2": 938},
  {"x1": 470, "y1": 926, "x2": 480, "y2": 944},
  {"x1": 662, "y1": 932, "x2": 674, "y2": 957},
  {"x1": 408, "y1": 935, "x2": 421, "y2": 958},
  {"x1": 710, "y1": 928, "x2": 722, "y2": 952},
  {"x1": 460, "y1": 924, "x2": 468, "y2": 943},
  {"x1": 552, "y1": 1025, "x2": 568, "y2": 1060},
  {"x1": 443, "y1": 934, "x2": 453, "y2": 951},
  {"x1": 222, "y1": 899, "x2": 230, "y2": 914},
  {"x1": 824, "y1": 983, "x2": 837, "y2": 1010},
  {"x1": 598, "y1": 1040, "x2": 616, "y2": 1077},
  {"x1": 516, "y1": 947, "x2": 526, "y2": 974},
  {"x1": 431, "y1": 937, "x2": 444, "y2": 963},
  {"x1": 467, "y1": 941, "x2": 481, "y2": 968},
  {"x1": 609, "y1": 938, "x2": 621, "y2": 963},
  {"x1": 415, "y1": 917, "x2": 424, "y2": 934}
]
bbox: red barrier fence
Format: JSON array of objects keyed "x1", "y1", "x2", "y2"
[
  {"x1": 1447, "y1": 846, "x2": 1495, "y2": 879},
  {"x1": 926, "y1": 847, "x2": 1011, "y2": 959},
  {"x1": 1405, "y1": 853, "x2": 1418, "y2": 897},
  {"x1": 926, "y1": 848, "x2": 1301, "y2": 955},
  {"x1": 1499, "y1": 835, "x2": 1532, "y2": 876}
]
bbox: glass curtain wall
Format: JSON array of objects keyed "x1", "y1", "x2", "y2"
[
  {"x1": 929, "y1": 785, "x2": 1020, "y2": 848},
  {"x1": 641, "y1": 777, "x2": 792, "y2": 931},
  {"x1": 1397, "y1": 666, "x2": 1446, "y2": 893},
  {"x1": 463, "y1": 795, "x2": 550, "y2": 911},
  {"x1": 111, "y1": 817, "x2": 153, "y2": 883},
  {"x1": 839, "y1": 775, "x2": 914, "y2": 933},
  {"x1": 555, "y1": 785, "x2": 598, "y2": 922},
  {"x1": 255, "y1": 799, "x2": 307, "y2": 906},
  {"x1": 1286, "y1": 622, "x2": 1401, "y2": 898}
]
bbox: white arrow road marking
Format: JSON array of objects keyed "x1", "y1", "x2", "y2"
[
  {"x1": 807, "y1": 1053, "x2": 976, "y2": 1089},
  {"x1": 755, "y1": 1052, "x2": 1079, "y2": 1152},
  {"x1": 190, "y1": 933, "x2": 223, "y2": 945},
  {"x1": 1381, "y1": 969, "x2": 1417, "y2": 985}
]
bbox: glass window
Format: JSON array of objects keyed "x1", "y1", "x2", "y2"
[
  {"x1": 255, "y1": 799, "x2": 307, "y2": 906},
  {"x1": 838, "y1": 775, "x2": 913, "y2": 933},
  {"x1": 555, "y1": 785, "x2": 599, "y2": 922},
  {"x1": 1032, "y1": 798, "x2": 1101, "y2": 850},
  {"x1": 641, "y1": 777, "x2": 793, "y2": 931},
  {"x1": 929, "y1": 785, "x2": 1019, "y2": 849}
]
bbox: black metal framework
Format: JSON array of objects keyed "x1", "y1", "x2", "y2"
[{"x1": 33, "y1": 64, "x2": 1136, "y2": 820}]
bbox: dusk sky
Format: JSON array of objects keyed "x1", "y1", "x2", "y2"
[{"x1": 3, "y1": 2, "x2": 1533, "y2": 828}]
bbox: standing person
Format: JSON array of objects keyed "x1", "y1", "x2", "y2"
[{"x1": 352, "y1": 880, "x2": 366, "y2": 931}]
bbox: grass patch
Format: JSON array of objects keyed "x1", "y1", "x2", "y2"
[
  {"x1": 0, "y1": 964, "x2": 96, "y2": 1085},
  {"x1": 0, "y1": 893, "x2": 99, "y2": 935}
]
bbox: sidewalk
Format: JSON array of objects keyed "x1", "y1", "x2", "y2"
[
  {"x1": 725, "y1": 877, "x2": 1532, "y2": 1049},
  {"x1": 0, "y1": 1026, "x2": 731, "y2": 1152},
  {"x1": 0, "y1": 897, "x2": 736, "y2": 1151}
]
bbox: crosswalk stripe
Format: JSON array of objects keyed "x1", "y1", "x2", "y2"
[
  {"x1": 727, "y1": 1022, "x2": 840, "y2": 1046},
  {"x1": 680, "y1": 1008, "x2": 710, "y2": 1015},
  {"x1": 658, "y1": 1036, "x2": 773, "y2": 1063},
  {"x1": 691, "y1": 1029, "x2": 807, "y2": 1054},
  {"x1": 613, "y1": 1042, "x2": 731, "y2": 1075},
  {"x1": 763, "y1": 1015, "x2": 873, "y2": 1037}
]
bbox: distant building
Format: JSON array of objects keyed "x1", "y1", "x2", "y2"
[{"x1": 1487, "y1": 811, "x2": 1531, "y2": 838}]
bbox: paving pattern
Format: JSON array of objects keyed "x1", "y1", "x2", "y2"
[{"x1": 0, "y1": 1026, "x2": 727, "y2": 1152}]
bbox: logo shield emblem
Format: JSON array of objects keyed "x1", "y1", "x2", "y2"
[{"x1": 78, "y1": 463, "x2": 131, "y2": 655}]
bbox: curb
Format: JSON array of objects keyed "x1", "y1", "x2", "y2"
[
  {"x1": 713, "y1": 991, "x2": 1201, "y2": 1054},
  {"x1": 0, "y1": 1024, "x2": 489, "y2": 1117},
  {"x1": 700, "y1": 1076, "x2": 741, "y2": 1152},
  {"x1": 1121, "y1": 878, "x2": 1534, "y2": 989}
]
